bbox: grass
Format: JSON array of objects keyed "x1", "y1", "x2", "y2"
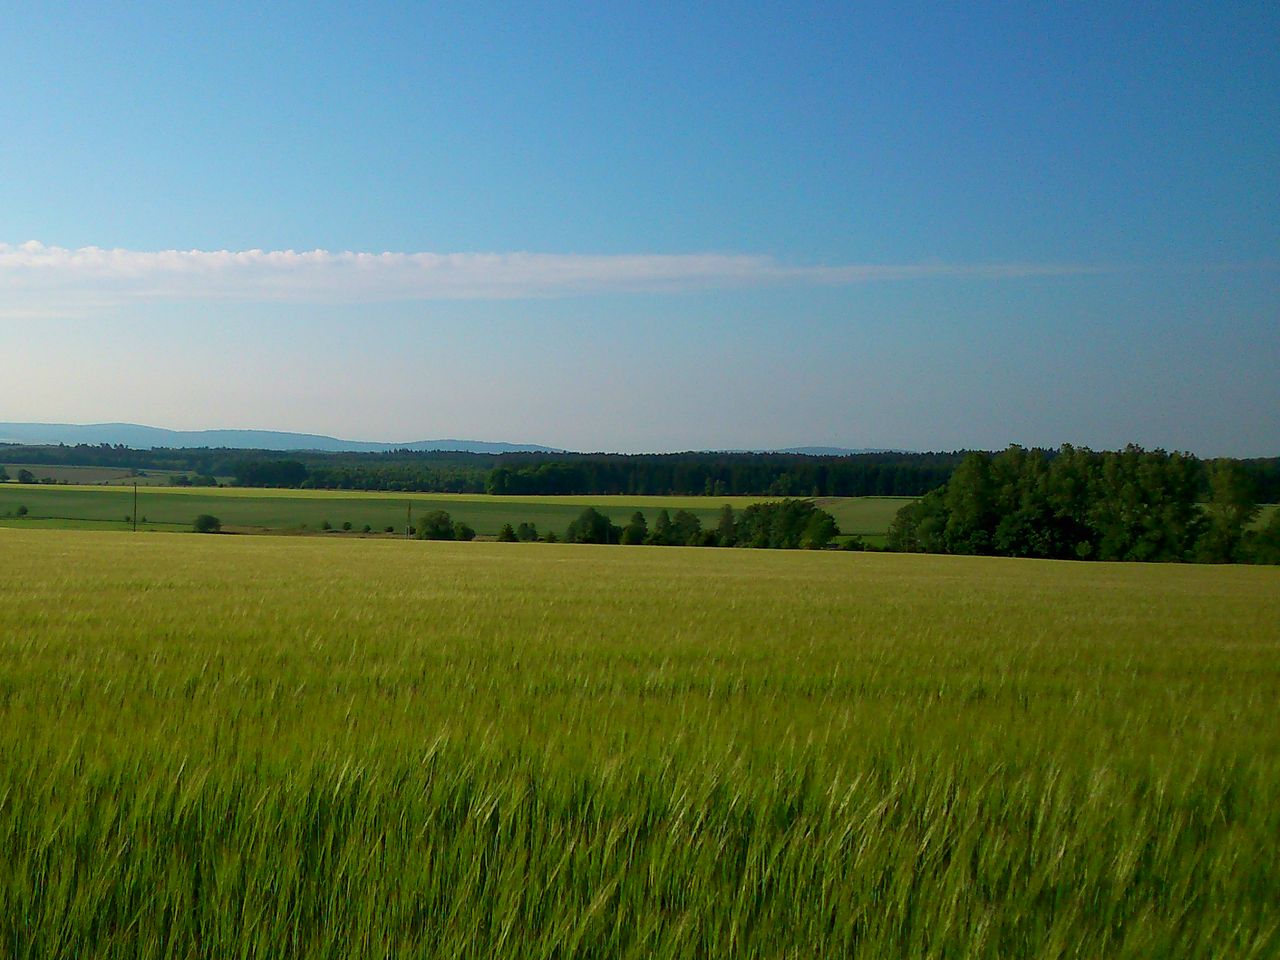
[
  {"x1": 0, "y1": 528, "x2": 1276, "y2": 957},
  {"x1": 0, "y1": 483, "x2": 908, "y2": 539}
]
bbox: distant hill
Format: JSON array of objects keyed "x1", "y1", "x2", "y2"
[{"x1": 0, "y1": 422, "x2": 560, "y2": 454}]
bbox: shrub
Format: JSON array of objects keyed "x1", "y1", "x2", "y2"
[
  {"x1": 192, "y1": 514, "x2": 222, "y2": 534},
  {"x1": 417, "y1": 511, "x2": 455, "y2": 540}
]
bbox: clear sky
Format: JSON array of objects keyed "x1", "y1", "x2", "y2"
[{"x1": 2, "y1": 2, "x2": 1276, "y2": 455}]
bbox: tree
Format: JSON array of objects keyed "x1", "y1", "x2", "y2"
[
  {"x1": 715, "y1": 504, "x2": 737, "y2": 546},
  {"x1": 193, "y1": 514, "x2": 222, "y2": 533},
  {"x1": 417, "y1": 510, "x2": 456, "y2": 540},
  {"x1": 671, "y1": 509, "x2": 703, "y2": 546},
  {"x1": 516, "y1": 522, "x2": 539, "y2": 542},
  {"x1": 17, "y1": 469, "x2": 34, "y2": 484},
  {"x1": 1197, "y1": 459, "x2": 1258, "y2": 563},
  {"x1": 801, "y1": 510, "x2": 839, "y2": 549},
  {"x1": 453, "y1": 521, "x2": 476, "y2": 541},
  {"x1": 498, "y1": 523, "x2": 518, "y2": 542},
  {"x1": 647, "y1": 509, "x2": 673, "y2": 546},
  {"x1": 0, "y1": 465, "x2": 8, "y2": 482},
  {"x1": 564, "y1": 507, "x2": 620, "y2": 544},
  {"x1": 1243, "y1": 509, "x2": 1280, "y2": 565},
  {"x1": 620, "y1": 511, "x2": 648, "y2": 545}
]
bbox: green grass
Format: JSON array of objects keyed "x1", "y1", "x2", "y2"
[
  {"x1": 0, "y1": 483, "x2": 907, "y2": 539},
  {"x1": 0, "y1": 529, "x2": 1276, "y2": 957}
]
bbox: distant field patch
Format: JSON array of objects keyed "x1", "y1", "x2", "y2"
[{"x1": 0, "y1": 483, "x2": 899, "y2": 538}]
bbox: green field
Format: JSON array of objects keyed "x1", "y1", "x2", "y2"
[
  {"x1": 1, "y1": 464, "x2": 199, "y2": 486},
  {"x1": 0, "y1": 482, "x2": 907, "y2": 539},
  {"x1": 1, "y1": 529, "x2": 1276, "y2": 956}
]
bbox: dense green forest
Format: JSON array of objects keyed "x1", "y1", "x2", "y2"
[
  {"x1": 1, "y1": 444, "x2": 965, "y2": 496},
  {"x1": 888, "y1": 445, "x2": 1280, "y2": 564}
]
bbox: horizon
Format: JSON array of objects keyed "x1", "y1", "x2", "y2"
[
  {"x1": 3, "y1": 4, "x2": 1277, "y2": 457},
  {"x1": 0, "y1": 418, "x2": 1273, "y2": 460}
]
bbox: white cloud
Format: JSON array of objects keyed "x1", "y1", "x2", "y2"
[{"x1": 0, "y1": 240, "x2": 1097, "y2": 315}]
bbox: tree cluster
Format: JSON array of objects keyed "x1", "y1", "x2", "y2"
[
  {"x1": 486, "y1": 452, "x2": 960, "y2": 498},
  {"x1": 888, "y1": 445, "x2": 1280, "y2": 564},
  {"x1": 414, "y1": 510, "x2": 476, "y2": 542},
  {"x1": 555, "y1": 500, "x2": 841, "y2": 550}
]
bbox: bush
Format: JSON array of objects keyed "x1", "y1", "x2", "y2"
[
  {"x1": 342, "y1": 521, "x2": 352, "y2": 531},
  {"x1": 16, "y1": 505, "x2": 28, "y2": 517},
  {"x1": 417, "y1": 510, "x2": 455, "y2": 541},
  {"x1": 497, "y1": 523, "x2": 518, "y2": 542},
  {"x1": 454, "y1": 521, "x2": 476, "y2": 542},
  {"x1": 192, "y1": 514, "x2": 222, "y2": 534},
  {"x1": 320, "y1": 520, "x2": 332, "y2": 531}
]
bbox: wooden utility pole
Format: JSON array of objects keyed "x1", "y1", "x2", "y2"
[
  {"x1": 406, "y1": 503, "x2": 412, "y2": 539},
  {"x1": 133, "y1": 483, "x2": 138, "y2": 532}
]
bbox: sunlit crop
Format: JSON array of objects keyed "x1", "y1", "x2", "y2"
[{"x1": 1, "y1": 529, "x2": 1276, "y2": 957}]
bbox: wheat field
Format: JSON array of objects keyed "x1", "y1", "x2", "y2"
[{"x1": 1, "y1": 529, "x2": 1276, "y2": 957}]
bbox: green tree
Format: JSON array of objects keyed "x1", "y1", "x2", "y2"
[
  {"x1": 192, "y1": 514, "x2": 221, "y2": 534},
  {"x1": 1197, "y1": 459, "x2": 1258, "y2": 563},
  {"x1": 620, "y1": 511, "x2": 648, "y2": 545},
  {"x1": 498, "y1": 523, "x2": 518, "y2": 542},
  {"x1": 671, "y1": 510, "x2": 702, "y2": 546},
  {"x1": 417, "y1": 510, "x2": 456, "y2": 540},
  {"x1": 17, "y1": 469, "x2": 34, "y2": 484},
  {"x1": 647, "y1": 509, "x2": 673, "y2": 546},
  {"x1": 516, "y1": 522, "x2": 539, "y2": 542},
  {"x1": 715, "y1": 505, "x2": 737, "y2": 546},
  {"x1": 565, "y1": 507, "x2": 620, "y2": 544},
  {"x1": 0, "y1": 465, "x2": 8, "y2": 482},
  {"x1": 453, "y1": 521, "x2": 476, "y2": 542},
  {"x1": 801, "y1": 510, "x2": 839, "y2": 549},
  {"x1": 1243, "y1": 509, "x2": 1280, "y2": 565}
]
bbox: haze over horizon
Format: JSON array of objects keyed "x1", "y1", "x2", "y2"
[{"x1": 3, "y1": 4, "x2": 1277, "y2": 458}]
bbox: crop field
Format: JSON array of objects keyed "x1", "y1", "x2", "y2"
[
  {"x1": 0, "y1": 483, "x2": 906, "y2": 540},
  {"x1": 0, "y1": 464, "x2": 195, "y2": 486},
  {"x1": 0, "y1": 529, "x2": 1276, "y2": 957}
]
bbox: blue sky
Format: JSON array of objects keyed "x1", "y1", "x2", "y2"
[{"x1": 2, "y1": 2, "x2": 1276, "y2": 454}]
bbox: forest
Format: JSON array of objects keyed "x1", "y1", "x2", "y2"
[{"x1": 888, "y1": 445, "x2": 1280, "y2": 564}]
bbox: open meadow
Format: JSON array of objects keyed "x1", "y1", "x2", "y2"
[
  {"x1": 0, "y1": 528, "x2": 1276, "y2": 957},
  {"x1": 0, "y1": 483, "x2": 906, "y2": 541}
]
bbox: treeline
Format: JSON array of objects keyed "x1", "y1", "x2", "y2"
[
  {"x1": 487, "y1": 500, "x2": 845, "y2": 550},
  {"x1": 231, "y1": 451, "x2": 964, "y2": 497},
  {"x1": 888, "y1": 445, "x2": 1280, "y2": 564},
  {"x1": 485, "y1": 452, "x2": 959, "y2": 497},
  {"x1": 7, "y1": 442, "x2": 1280, "y2": 508}
]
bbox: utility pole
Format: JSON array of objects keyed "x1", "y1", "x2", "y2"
[
  {"x1": 133, "y1": 483, "x2": 138, "y2": 532},
  {"x1": 406, "y1": 503, "x2": 412, "y2": 540}
]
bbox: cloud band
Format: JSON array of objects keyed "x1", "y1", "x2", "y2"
[{"x1": 1, "y1": 240, "x2": 1095, "y2": 310}]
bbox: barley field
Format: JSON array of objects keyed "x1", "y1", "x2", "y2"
[{"x1": 0, "y1": 529, "x2": 1277, "y2": 957}]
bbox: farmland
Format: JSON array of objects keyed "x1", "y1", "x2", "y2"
[
  {"x1": 0, "y1": 482, "x2": 907, "y2": 540},
  {"x1": 1, "y1": 529, "x2": 1277, "y2": 956}
]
